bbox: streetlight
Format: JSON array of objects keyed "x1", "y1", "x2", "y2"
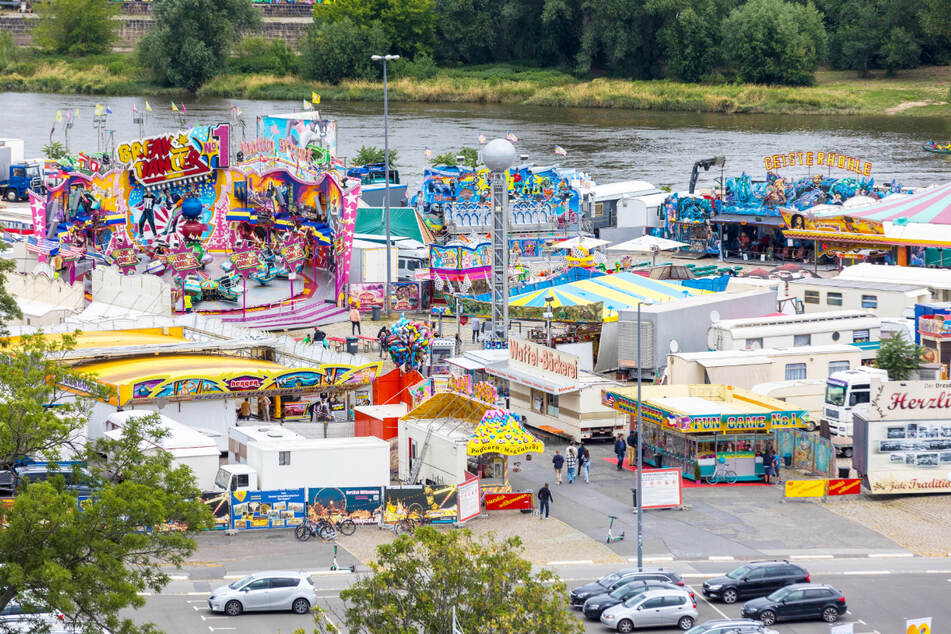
[
  {"x1": 543, "y1": 294, "x2": 555, "y2": 347},
  {"x1": 634, "y1": 298, "x2": 652, "y2": 571},
  {"x1": 371, "y1": 53, "x2": 400, "y2": 318}
]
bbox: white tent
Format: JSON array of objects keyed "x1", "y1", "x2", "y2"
[
  {"x1": 608, "y1": 235, "x2": 688, "y2": 265},
  {"x1": 551, "y1": 236, "x2": 610, "y2": 251}
]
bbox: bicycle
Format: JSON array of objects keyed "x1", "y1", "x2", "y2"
[
  {"x1": 295, "y1": 518, "x2": 336, "y2": 542},
  {"x1": 332, "y1": 517, "x2": 356, "y2": 536},
  {"x1": 606, "y1": 515, "x2": 625, "y2": 543},
  {"x1": 705, "y1": 461, "x2": 738, "y2": 485}
]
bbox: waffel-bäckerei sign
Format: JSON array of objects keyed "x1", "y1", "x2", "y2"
[{"x1": 508, "y1": 337, "x2": 578, "y2": 380}]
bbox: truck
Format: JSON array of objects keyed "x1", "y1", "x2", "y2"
[
  {"x1": 0, "y1": 143, "x2": 44, "y2": 202},
  {"x1": 213, "y1": 425, "x2": 389, "y2": 493},
  {"x1": 821, "y1": 367, "x2": 889, "y2": 455}
]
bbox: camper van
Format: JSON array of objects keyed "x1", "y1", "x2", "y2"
[{"x1": 751, "y1": 379, "x2": 827, "y2": 431}]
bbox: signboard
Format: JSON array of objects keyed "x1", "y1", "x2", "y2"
[
  {"x1": 780, "y1": 210, "x2": 884, "y2": 235},
  {"x1": 229, "y1": 249, "x2": 260, "y2": 276},
  {"x1": 116, "y1": 124, "x2": 230, "y2": 187},
  {"x1": 784, "y1": 480, "x2": 826, "y2": 498},
  {"x1": 281, "y1": 240, "x2": 306, "y2": 266},
  {"x1": 307, "y1": 486, "x2": 382, "y2": 525},
  {"x1": 350, "y1": 282, "x2": 385, "y2": 311},
  {"x1": 763, "y1": 150, "x2": 871, "y2": 176},
  {"x1": 640, "y1": 468, "x2": 682, "y2": 509},
  {"x1": 508, "y1": 337, "x2": 579, "y2": 380},
  {"x1": 906, "y1": 618, "x2": 932, "y2": 634},
  {"x1": 167, "y1": 248, "x2": 200, "y2": 276},
  {"x1": 383, "y1": 485, "x2": 458, "y2": 523},
  {"x1": 256, "y1": 114, "x2": 337, "y2": 164},
  {"x1": 231, "y1": 488, "x2": 306, "y2": 530},
  {"x1": 862, "y1": 416, "x2": 951, "y2": 494},
  {"x1": 826, "y1": 478, "x2": 861, "y2": 496},
  {"x1": 868, "y1": 381, "x2": 951, "y2": 421},
  {"x1": 111, "y1": 247, "x2": 139, "y2": 270},
  {"x1": 484, "y1": 491, "x2": 533, "y2": 511},
  {"x1": 457, "y1": 477, "x2": 481, "y2": 522}
]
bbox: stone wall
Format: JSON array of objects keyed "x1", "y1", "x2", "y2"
[{"x1": 0, "y1": 13, "x2": 35, "y2": 46}]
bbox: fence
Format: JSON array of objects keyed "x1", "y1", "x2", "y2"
[{"x1": 774, "y1": 428, "x2": 836, "y2": 478}]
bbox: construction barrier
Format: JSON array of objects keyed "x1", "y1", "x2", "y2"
[
  {"x1": 784, "y1": 479, "x2": 827, "y2": 498},
  {"x1": 826, "y1": 478, "x2": 862, "y2": 496}
]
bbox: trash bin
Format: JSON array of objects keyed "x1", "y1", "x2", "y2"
[
  {"x1": 838, "y1": 466, "x2": 851, "y2": 479},
  {"x1": 372, "y1": 306, "x2": 381, "y2": 321},
  {"x1": 654, "y1": 453, "x2": 663, "y2": 468},
  {"x1": 631, "y1": 487, "x2": 637, "y2": 508},
  {"x1": 345, "y1": 337, "x2": 358, "y2": 354},
  {"x1": 783, "y1": 454, "x2": 792, "y2": 467}
]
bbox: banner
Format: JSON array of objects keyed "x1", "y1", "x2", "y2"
[
  {"x1": 783, "y1": 480, "x2": 826, "y2": 498},
  {"x1": 826, "y1": 478, "x2": 861, "y2": 496},
  {"x1": 457, "y1": 478, "x2": 481, "y2": 522},
  {"x1": 307, "y1": 486, "x2": 382, "y2": 525},
  {"x1": 640, "y1": 468, "x2": 682, "y2": 509},
  {"x1": 484, "y1": 491, "x2": 533, "y2": 511},
  {"x1": 350, "y1": 282, "x2": 385, "y2": 310},
  {"x1": 383, "y1": 485, "x2": 458, "y2": 523},
  {"x1": 231, "y1": 488, "x2": 306, "y2": 530},
  {"x1": 390, "y1": 282, "x2": 421, "y2": 311},
  {"x1": 906, "y1": 618, "x2": 931, "y2": 634}
]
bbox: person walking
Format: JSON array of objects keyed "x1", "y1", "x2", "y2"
[
  {"x1": 537, "y1": 483, "x2": 553, "y2": 519},
  {"x1": 349, "y1": 305, "x2": 362, "y2": 335},
  {"x1": 614, "y1": 434, "x2": 627, "y2": 471},
  {"x1": 627, "y1": 428, "x2": 638, "y2": 467},
  {"x1": 552, "y1": 450, "x2": 564, "y2": 484},
  {"x1": 566, "y1": 443, "x2": 577, "y2": 484},
  {"x1": 579, "y1": 445, "x2": 590, "y2": 483},
  {"x1": 772, "y1": 450, "x2": 782, "y2": 485},
  {"x1": 377, "y1": 325, "x2": 390, "y2": 359},
  {"x1": 261, "y1": 395, "x2": 272, "y2": 422},
  {"x1": 763, "y1": 448, "x2": 774, "y2": 485},
  {"x1": 470, "y1": 316, "x2": 480, "y2": 343}
]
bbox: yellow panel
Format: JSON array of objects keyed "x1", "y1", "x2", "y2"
[
  {"x1": 78, "y1": 354, "x2": 285, "y2": 386},
  {"x1": 784, "y1": 480, "x2": 827, "y2": 498}
]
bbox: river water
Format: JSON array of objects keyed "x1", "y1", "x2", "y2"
[{"x1": 1, "y1": 91, "x2": 949, "y2": 190}]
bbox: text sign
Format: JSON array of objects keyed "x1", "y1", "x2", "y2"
[
  {"x1": 906, "y1": 618, "x2": 932, "y2": 634},
  {"x1": 826, "y1": 478, "x2": 861, "y2": 496},
  {"x1": 484, "y1": 492, "x2": 533, "y2": 511},
  {"x1": 784, "y1": 480, "x2": 826, "y2": 498},
  {"x1": 870, "y1": 381, "x2": 951, "y2": 421},
  {"x1": 640, "y1": 468, "x2": 682, "y2": 509},
  {"x1": 763, "y1": 150, "x2": 871, "y2": 176},
  {"x1": 508, "y1": 337, "x2": 579, "y2": 380}
]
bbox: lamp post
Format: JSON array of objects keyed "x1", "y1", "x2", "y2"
[
  {"x1": 635, "y1": 299, "x2": 651, "y2": 571},
  {"x1": 543, "y1": 294, "x2": 554, "y2": 348},
  {"x1": 371, "y1": 53, "x2": 400, "y2": 318},
  {"x1": 482, "y1": 138, "x2": 517, "y2": 344}
]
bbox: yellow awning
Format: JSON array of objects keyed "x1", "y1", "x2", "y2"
[{"x1": 467, "y1": 409, "x2": 544, "y2": 456}]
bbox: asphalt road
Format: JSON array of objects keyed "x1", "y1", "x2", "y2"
[{"x1": 129, "y1": 544, "x2": 947, "y2": 633}]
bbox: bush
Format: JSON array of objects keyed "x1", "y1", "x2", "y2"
[
  {"x1": 0, "y1": 32, "x2": 16, "y2": 72},
  {"x1": 229, "y1": 37, "x2": 298, "y2": 76},
  {"x1": 32, "y1": 0, "x2": 117, "y2": 56},
  {"x1": 299, "y1": 17, "x2": 386, "y2": 84},
  {"x1": 390, "y1": 52, "x2": 437, "y2": 79}
]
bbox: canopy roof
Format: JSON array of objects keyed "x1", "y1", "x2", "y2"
[
  {"x1": 551, "y1": 236, "x2": 610, "y2": 251},
  {"x1": 812, "y1": 184, "x2": 951, "y2": 224},
  {"x1": 608, "y1": 235, "x2": 687, "y2": 253},
  {"x1": 509, "y1": 271, "x2": 708, "y2": 321},
  {"x1": 403, "y1": 391, "x2": 492, "y2": 423},
  {"x1": 467, "y1": 409, "x2": 544, "y2": 456},
  {"x1": 355, "y1": 207, "x2": 435, "y2": 244}
]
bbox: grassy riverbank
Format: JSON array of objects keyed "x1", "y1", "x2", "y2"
[{"x1": 2, "y1": 53, "x2": 950, "y2": 116}]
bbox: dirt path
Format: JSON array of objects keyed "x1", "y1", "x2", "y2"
[{"x1": 884, "y1": 100, "x2": 937, "y2": 114}]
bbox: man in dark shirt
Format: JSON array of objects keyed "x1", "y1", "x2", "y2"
[{"x1": 537, "y1": 483, "x2": 553, "y2": 519}]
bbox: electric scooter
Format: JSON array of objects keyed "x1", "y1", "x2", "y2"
[{"x1": 606, "y1": 515, "x2": 625, "y2": 543}]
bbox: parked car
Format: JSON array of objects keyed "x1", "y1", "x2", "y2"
[
  {"x1": 0, "y1": 598, "x2": 67, "y2": 632},
  {"x1": 569, "y1": 568, "x2": 685, "y2": 607},
  {"x1": 583, "y1": 580, "x2": 695, "y2": 620},
  {"x1": 686, "y1": 618, "x2": 780, "y2": 634},
  {"x1": 0, "y1": 464, "x2": 99, "y2": 497},
  {"x1": 208, "y1": 571, "x2": 316, "y2": 616},
  {"x1": 701, "y1": 561, "x2": 810, "y2": 604},
  {"x1": 601, "y1": 588, "x2": 698, "y2": 632},
  {"x1": 740, "y1": 583, "x2": 847, "y2": 625}
]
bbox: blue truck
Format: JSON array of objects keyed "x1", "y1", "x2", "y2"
[{"x1": 0, "y1": 144, "x2": 44, "y2": 202}]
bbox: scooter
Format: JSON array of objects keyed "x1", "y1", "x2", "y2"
[{"x1": 606, "y1": 515, "x2": 625, "y2": 543}]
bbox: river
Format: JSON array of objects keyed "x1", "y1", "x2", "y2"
[{"x1": 1, "y1": 92, "x2": 949, "y2": 190}]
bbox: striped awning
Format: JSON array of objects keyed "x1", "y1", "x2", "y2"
[{"x1": 812, "y1": 183, "x2": 951, "y2": 224}]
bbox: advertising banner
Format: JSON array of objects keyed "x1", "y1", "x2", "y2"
[
  {"x1": 383, "y1": 485, "x2": 458, "y2": 523},
  {"x1": 307, "y1": 487, "x2": 382, "y2": 525},
  {"x1": 231, "y1": 488, "x2": 306, "y2": 530},
  {"x1": 826, "y1": 478, "x2": 861, "y2": 496},
  {"x1": 640, "y1": 468, "x2": 683, "y2": 509},
  {"x1": 863, "y1": 416, "x2": 951, "y2": 494},
  {"x1": 484, "y1": 491, "x2": 533, "y2": 511},
  {"x1": 350, "y1": 282, "x2": 385, "y2": 310},
  {"x1": 390, "y1": 282, "x2": 421, "y2": 311},
  {"x1": 202, "y1": 491, "x2": 232, "y2": 530},
  {"x1": 784, "y1": 480, "x2": 826, "y2": 498},
  {"x1": 906, "y1": 618, "x2": 932, "y2": 634},
  {"x1": 457, "y1": 477, "x2": 481, "y2": 522}
]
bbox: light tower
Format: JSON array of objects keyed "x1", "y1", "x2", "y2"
[{"x1": 482, "y1": 138, "x2": 516, "y2": 344}]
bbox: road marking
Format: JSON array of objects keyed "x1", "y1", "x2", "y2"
[
  {"x1": 695, "y1": 592, "x2": 730, "y2": 620},
  {"x1": 842, "y1": 570, "x2": 891, "y2": 575},
  {"x1": 790, "y1": 554, "x2": 834, "y2": 560},
  {"x1": 708, "y1": 556, "x2": 735, "y2": 561},
  {"x1": 868, "y1": 552, "x2": 913, "y2": 558},
  {"x1": 681, "y1": 573, "x2": 720, "y2": 579},
  {"x1": 187, "y1": 592, "x2": 208, "y2": 597},
  {"x1": 168, "y1": 575, "x2": 189, "y2": 580},
  {"x1": 641, "y1": 555, "x2": 674, "y2": 562},
  {"x1": 547, "y1": 559, "x2": 594, "y2": 565}
]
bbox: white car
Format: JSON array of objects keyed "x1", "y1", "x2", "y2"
[
  {"x1": 208, "y1": 571, "x2": 317, "y2": 616},
  {"x1": 601, "y1": 588, "x2": 698, "y2": 632}
]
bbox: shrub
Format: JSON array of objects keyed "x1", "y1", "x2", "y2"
[
  {"x1": 229, "y1": 37, "x2": 298, "y2": 76},
  {"x1": 390, "y1": 53, "x2": 437, "y2": 79},
  {"x1": 299, "y1": 17, "x2": 386, "y2": 84}
]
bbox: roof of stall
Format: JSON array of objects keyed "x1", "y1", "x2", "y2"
[
  {"x1": 402, "y1": 391, "x2": 493, "y2": 423},
  {"x1": 355, "y1": 207, "x2": 436, "y2": 244},
  {"x1": 811, "y1": 183, "x2": 951, "y2": 224}
]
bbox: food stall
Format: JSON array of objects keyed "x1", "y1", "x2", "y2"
[{"x1": 602, "y1": 384, "x2": 808, "y2": 481}]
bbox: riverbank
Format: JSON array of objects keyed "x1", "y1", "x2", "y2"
[{"x1": 2, "y1": 55, "x2": 950, "y2": 116}]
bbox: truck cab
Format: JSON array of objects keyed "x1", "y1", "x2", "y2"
[
  {"x1": 822, "y1": 367, "x2": 888, "y2": 437},
  {"x1": 213, "y1": 464, "x2": 258, "y2": 493},
  {"x1": 2, "y1": 161, "x2": 44, "y2": 202}
]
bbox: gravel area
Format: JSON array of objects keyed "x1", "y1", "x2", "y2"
[
  {"x1": 825, "y1": 494, "x2": 951, "y2": 557},
  {"x1": 339, "y1": 513, "x2": 626, "y2": 567}
]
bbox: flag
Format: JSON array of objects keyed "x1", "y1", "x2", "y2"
[
  {"x1": 170, "y1": 102, "x2": 178, "y2": 112},
  {"x1": 303, "y1": 99, "x2": 313, "y2": 111},
  {"x1": 94, "y1": 104, "x2": 104, "y2": 116},
  {"x1": 554, "y1": 145, "x2": 567, "y2": 157},
  {"x1": 478, "y1": 134, "x2": 486, "y2": 144},
  {"x1": 312, "y1": 91, "x2": 320, "y2": 104},
  {"x1": 55, "y1": 110, "x2": 62, "y2": 122},
  {"x1": 65, "y1": 109, "x2": 72, "y2": 121},
  {"x1": 180, "y1": 103, "x2": 187, "y2": 114},
  {"x1": 235, "y1": 106, "x2": 242, "y2": 116},
  {"x1": 132, "y1": 103, "x2": 138, "y2": 113},
  {"x1": 506, "y1": 132, "x2": 518, "y2": 143},
  {"x1": 73, "y1": 108, "x2": 78, "y2": 120},
  {"x1": 425, "y1": 147, "x2": 432, "y2": 159},
  {"x1": 144, "y1": 100, "x2": 152, "y2": 112},
  {"x1": 105, "y1": 106, "x2": 113, "y2": 114}
]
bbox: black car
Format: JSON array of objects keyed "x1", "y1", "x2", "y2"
[
  {"x1": 701, "y1": 561, "x2": 809, "y2": 604},
  {"x1": 582, "y1": 580, "x2": 694, "y2": 620},
  {"x1": 569, "y1": 568, "x2": 685, "y2": 607},
  {"x1": 741, "y1": 583, "x2": 847, "y2": 625},
  {"x1": 0, "y1": 464, "x2": 99, "y2": 497}
]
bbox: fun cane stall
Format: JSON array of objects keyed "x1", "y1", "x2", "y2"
[{"x1": 601, "y1": 384, "x2": 808, "y2": 481}]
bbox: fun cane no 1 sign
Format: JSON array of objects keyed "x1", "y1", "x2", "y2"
[{"x1": 906, "y1": 617, "x2": 932, "y2": 634}]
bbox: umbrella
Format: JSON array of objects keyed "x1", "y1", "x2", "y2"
[
  {"x1": 551, "y1": 236, "x2": 610, "y2": 251},
  {"x1": 608, "y1": 235, "x2": 688, "y2": 265}
]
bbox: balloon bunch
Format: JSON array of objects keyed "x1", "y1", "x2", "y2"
[{"x1": 385, "y1": 318, "x2": 433, "y2": 370}]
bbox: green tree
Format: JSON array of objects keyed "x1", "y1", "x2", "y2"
[
  {"x1": 352, "y1": 145, "x2": 398, "y2": 166},
  {"x1": 432, "y1": 0, "x2": 500, "y2": 65},
  {"x1": 573, "y1": 1, "x2": 663, "y2": 78},
  {"x1": 33, "y1": 0, "x2": 117, "y2": 56},
  {"x1": 137, "y1": 0, "x2": 259, "y2": 91},
  {"x1": 721, "y1": 0, "x2": 826, "y2": 85},
  {"x1": 299, "y1": 17, "x2": 387, "y2": 84},
  {"x1": 229, "y1": 37, "x2": 298, "y2": 76},
  {"x1": 874, "y1": 333, "x2": 921, "y2": 380},
  {"x1": 881, "y1": 26, "x2": 922, "y2": 75},
  {"x1": 42, "y1": 142, "x2": 67, "y2": 160},
  {"x1": 0, "y1": 258, "x2": 21, "y2": 335},
  {"x1": 315, "y1": 527, "x2": 584, "y2": 633},
  {"x1": 430, "y1": 147, "x2": 479, "y2": 167},
  {"x1": 830, "y1": 3, "x2": 883, "y2": 76},
  {"x1": 651, "y1": 0, "x2": 721, "y2": 82},
  {"x1": 315, "y1": 0, "x2": 436, "y2": 58},
  {"x1": 920, "y1": 0, "x2": 951, "y2": 40}
]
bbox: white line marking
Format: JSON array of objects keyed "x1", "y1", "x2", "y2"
[
  {"x1": 641, "y1": 556, "x2": 674, "y2": 562},
  {"x1": 868, "y1": 552, "x2": 913, "y2": 558},
  {"x1": 682, "y1": 573, "x2": 720, "y2": 578},
  {"x1": 308, "y1": 570, "x2": 355, "y2": 576},
  {"x1": 790, "y1": 554, "x2": 834, "y2": 560},
  {"x1": 187, "y1": 592, "x2": 208, "y2": 597},
  {"x1": 547, "y1": 559, "x2": 594, "y2": 565},
  {"x1": 168, "y1": 575, "x2": 188, "y2": 580},
  {"x1": 696, "y1": 592, "x2": 730, "y2": 620},
  {"x1": 708, "y1": 556, "x2": 735, "y2": 561},
  {"x1": 842, "y1": 570, "x2": 891, "y2": 575}
]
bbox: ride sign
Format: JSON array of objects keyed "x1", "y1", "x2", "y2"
[{"x1": 117, "y1": 124, "x2": 230, "y2": 187}]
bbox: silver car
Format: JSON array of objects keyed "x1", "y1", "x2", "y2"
[
  {"x1": 601, "y1": 588, "x2": 699, "y2": 632},
  {"x1": 208, "y1": 571, "x2": 317, "y2": 616}
]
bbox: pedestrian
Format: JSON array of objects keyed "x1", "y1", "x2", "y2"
[
  {"x1": 537, "y1": 482, "x2": 553, "y2": 519},
  {"x1": 239, "y1": 398, "x2": 250, "y2": 421},
  {"x1": 470, "y1": 316, "x2": 480, "y2": 343},
  {"x1": 627, "y1": 428, "x2": 638, "y2": 466},
  {"x1": 377, "y1": 325, "x2": 390, "y2": 359},
  {"x1": 552, "y1": 450, "x2": 564, "y2": 484},
  {"x1": 349, "y1": 305, "x2": 361, "y2": 335},
  {"x1": 261, "y1": 395, "x2": 272, "y2": 422},
  {"x1": 614, "y1": 434, "x2": 627, "y2": 471},
  {"x1": 581, "y1": 446, "x2": 591, "y2": 483},
  {"x1": 303, "y1": 334, "x2": 312, "y2": 345},
  {"x1": 772, "y1": 450, "x2": 782, "y2": 485},
  {"x1": 762, "y1": 448, "x2": 774, "y2": 484},
  {"x1": 566, "y1": 442, "x2": 577, "y2": 484}
]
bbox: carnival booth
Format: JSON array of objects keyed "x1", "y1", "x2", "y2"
[{"x1": 601, "y1": 384, "x2": 808, "y2": 481}]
